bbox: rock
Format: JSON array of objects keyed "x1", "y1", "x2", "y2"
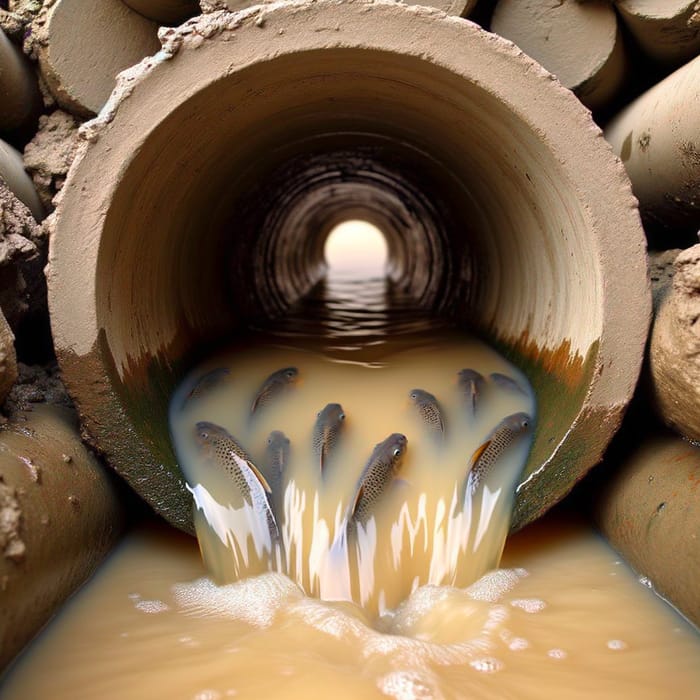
[
  {"x1": 0, "y1": 309, "x2": 18, "y2": 405},
  {"x1": 0, "y1": 10, "x2": 25, "y2": 40},
  {"x1": 649, "y1": 244, "x2": 700, "y2": 442},
  {"x1": 0, "y1": 178, "x2": 41, "y2": 331},
  {"x1": 23, "y1": 110, "x2": 80, "y2": 211},
  {"x1": 594, "y1": 430, "x2": 700, "y2": 628},
  {"x1": 2, "y1": 361, "x2": 72, "y2": 418},
  {"x1": 0, "y1": 404, "x2": 125, "y2": 669},
  {"x1": 2, "y1": 0, "x2": 42, "y2": 39}
]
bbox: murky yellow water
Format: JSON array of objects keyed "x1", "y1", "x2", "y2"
[
  {"x1": 169, "y1": 275, "x2": 535, "y2": 614},
  {"x1": 2, "y1": 511, "x2": 698, "y2": 700}
]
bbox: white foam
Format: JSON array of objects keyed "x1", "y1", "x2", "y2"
[
  {"x1": 465, "y1": 568, "x2": 528, "y2": 602},
  {"x1": 192, "y1": 690, "x2": 221, "y2": 700},
  {"x1": 469, "y1": 657, "x2": 504, "y2": 674},
  {"x1": 500, "y1": 630, "x2": 530, "y2": 651},
  {"x1": 134, "y1": 599, "x2": 169, "y2": 614},
  {"x1": 548, "y1": 648, "x2": 567, "y2": 660},
  {"x1": 378, "y1": 671, "x2": 443, "y2": 700},
  {"x1": 172, "y1": 574, "x2": 303, "y2": 627},
  {"x1": 607, "y1": 639, "x2": 627, "y2": 651},
  {"x1": 510, "y1": 598, "x2": 546, "y2": 613}
]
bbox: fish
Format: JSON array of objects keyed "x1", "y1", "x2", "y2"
[
  {"x1": 490, "y1": 372, "x2": 526, "y2": 395},
  {"x1": 194, "y1": 421, "x2": 279, "y2": 540},
  {"x1": 265, "y1": 430, "x2": 290, "y2": 489},
  {"x1": 464, "y1": 412, "x2": 533, "y2": 497},
  {"x1": 458, "y1": 369, "x2": 486, "y2": 416},
  {"x1": 186, "y1": 367, "x2": 230, "y2": 403},
  {"x1": 265, "y1": 430, "x2": 290, "y2": 519},
  {"x1": 409, "y1": 389, "x2": 445, "y2": 439},
  {"x1": 251, "y1": 367, "x2": 299, "y2": 415},
  {"x1": 312, "y1": 403, "x2": 346, "y2": 473},
  {"x1": 349, "y1": 433, "x2": 408, "y2": 530}
]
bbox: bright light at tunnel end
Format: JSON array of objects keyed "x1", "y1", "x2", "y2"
[{"x1": 324, "y1": 220, "x2": 389, "y2": 278}]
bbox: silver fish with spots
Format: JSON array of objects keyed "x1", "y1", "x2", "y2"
[
  {"x1": 490, "y1": 372, "x2": 526, "y2": 396},
  {"x1": 182, "y1": 367, "x2": 230, "y2": 407},
  {"x1": 265, "y1": 430, "x2": 290, "y2": 517},
  {"x1": 194, "y1": 421, "x2": 279, "y2": 541},
  {"x1": 251, "y1": 367, "x2": 299, "y2": 415},
  {"x1": 409, "y1": 388, "x2": 445, "y2": 439},
  {"x1": 312, "y1": 403, "x2": 346, "y2": 474},
  {"x1": 458, "y1": 369, "x2": 486, "y2": 416},
  {"x1": 464, "y1": 412, "x2": 532, "y2": 497},
  {"x1": 350, "y1": 433, "x2": 408, "y2": 530}
]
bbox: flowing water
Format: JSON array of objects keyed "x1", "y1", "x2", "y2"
[
  {"x1": 168, "y1": 273, "x2": 535, "y2": 615},
  {"x1": 2, "y1": 511, "x2": 699, "y2": 699}
]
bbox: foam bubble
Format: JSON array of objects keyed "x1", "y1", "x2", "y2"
[
  {"x1": 193, "y1": 691, "x2": 221, "y2": 700},
  {"x1": 510, "y1": 598, "x2": 546, "y2": 613},
  {"x1": 469, "y1": 657, "x2": 504, "y2": 674},
  {"x1": 466, "y1": 569, "x2": 527, "y2": 602},
  {"x1": 378, "y1": 671, "x2": 443, "y2": 700},
  {"x1": 607, "y1": 639, "x2": 627, "y2": 651},
  {"x1": 172, "y1": 574, "x2": 303, "y2": 627},
  {"x1": 548, "y1": 648, "x2": 567, "y2": 660},
  {"x1": 508, "y1": 637, "x2": 529, "y2": 651},
  {"x1": 134, "y1": 599, "x2": 169, "y2": 614}
]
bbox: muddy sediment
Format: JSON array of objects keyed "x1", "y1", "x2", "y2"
[{"x1": 23, "y1": 109, "x2": 80, "y2": 211}]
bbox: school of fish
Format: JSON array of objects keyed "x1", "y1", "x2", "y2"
[{"x1": 181, "y1": 366, "x2": 533, "y2": 549}]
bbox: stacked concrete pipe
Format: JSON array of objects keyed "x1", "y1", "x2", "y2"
[{"x1": 46, "y1": 1, "x2": 650, "y2": 535}]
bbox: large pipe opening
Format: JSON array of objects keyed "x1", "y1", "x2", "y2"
[{"x1": 48, "y1": 2, "x2": 649, "y2": 532}]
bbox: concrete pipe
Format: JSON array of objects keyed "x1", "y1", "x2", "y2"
[
  {"x1": 0, "y1": 405, "x2": 125, "y2": 670},
  {"x1": 0, "y1": 27, "x2": 41, "y2": 133},
  {"x1": 122, "y1": 0, "x2": 200, "y2": 25},
  {"x1": 0, "y1": 138, "x2": 43, "y2": 221},
  {"x1": 649, "y1": 244, "x2": 700, "y2": 443},
  {"x1": 491, "y1": 0, "x2": 626, "y2": 112},
  {"x1": 594, "y1": 431, "x2": 700, "y2": 628},
  {"x1": 614, "y1": 0, "x2": 700, "y2": 67},
  {"x1": 605, "y1": 56, "x2": 700, "y2": 239},
  {"x1": 47, "y1": 2, "x2": 650, "y2": 534},
  {"x1": 31, "y1": 0, "x2": 161, "y2": 118}
]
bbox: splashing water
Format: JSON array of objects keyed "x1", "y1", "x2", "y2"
[{"x1": 169, "y1": 277, "x2": 536, "y2": 615}]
